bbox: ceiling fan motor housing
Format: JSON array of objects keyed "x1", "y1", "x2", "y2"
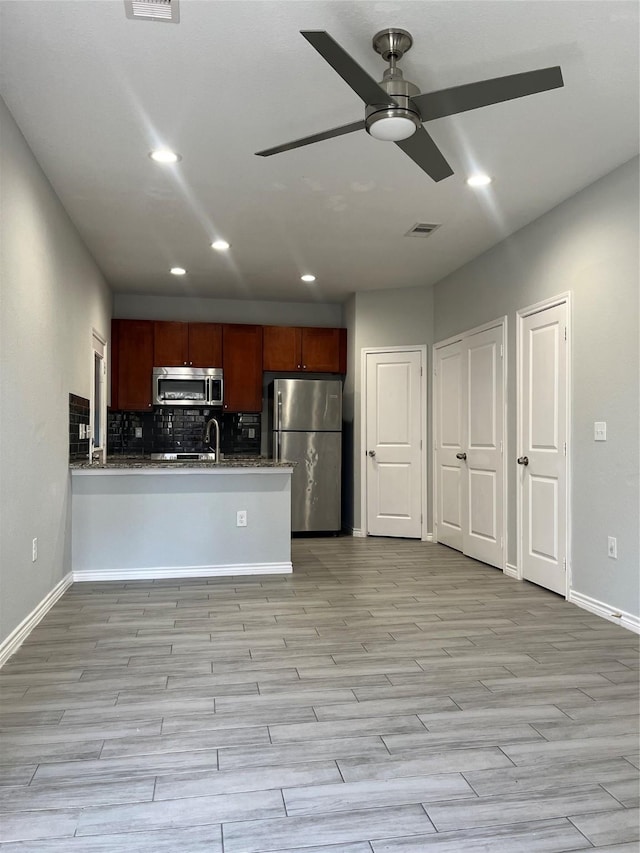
[{"x1": 365, "y1": 66, "x2": 422, "y2": 140}]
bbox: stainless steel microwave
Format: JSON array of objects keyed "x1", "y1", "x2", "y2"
[{"x1": 152, "y1": 367, "x2": 223, "y2": 407}]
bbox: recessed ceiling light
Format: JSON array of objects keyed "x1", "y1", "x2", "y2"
[
  {"x1": 211, "y1": 240, "x2": 230, "y2": 251},
  {"x1": 150, "y1": 149, "x2": 181, "y2": 164},
  {"x1": 466, "y1": 174, "x2": 492, "y2": 187},
  {"x1": 170, "y1": 267, "x2": 186, "y2": 276},
  {"x1": 301, "y1": 274, "x2": 316, "y2": 283}
]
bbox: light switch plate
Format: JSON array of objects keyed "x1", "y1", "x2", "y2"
[{"x1": 594, "y1": 421, "x2": 607, "y2": 441}]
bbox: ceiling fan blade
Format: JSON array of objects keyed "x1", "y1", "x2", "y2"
[
  {"x1": 412, "y1": 66, "x2": 564, "y2": 121},
  {"x1": 255, "y1": 120, "x2": 365, "y2": 157},
  {"x1": 301, "y1": 30, "x2": 395, "y2": 107},
  {"x1": 395, "y1": 126, "x2": 454, "y2": 182}
]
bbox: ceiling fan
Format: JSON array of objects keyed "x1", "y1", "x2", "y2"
[{"x1": 256, "y1": 29, "x2": 564, "y2": 181}]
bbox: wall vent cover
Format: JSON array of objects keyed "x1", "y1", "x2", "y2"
[
  {"x1": 125, "y1": 0, "x2": 179, "y2": 23},
  {"x1": 406, "y1": 222, "x2": 441, "y2": 237}
]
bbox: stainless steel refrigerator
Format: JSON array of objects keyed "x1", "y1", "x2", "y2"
[{"x1": 269, "y1": 378, "x2": 342, "y2": 533}]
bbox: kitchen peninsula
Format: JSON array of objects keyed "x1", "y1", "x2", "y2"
[{"x1": 70, "y1": 458, "x2": 293, "y2": 581}]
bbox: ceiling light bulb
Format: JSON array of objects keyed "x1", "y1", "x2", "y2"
[
  {"x1": 211, "y1": 240, "x2": 230, "y2": 251},
  {"x1": 301, "y1": 274, "x2": 316, "y2": 283},
  {"x1": 466, "y1": 174, "x2": 492, "y2": 187},
  {"x1": 150, "y1": 149, "x2": 181, "y2": 164},
  {"x1": 170, "y1": 267, "x2": 186, "y2": 276}
]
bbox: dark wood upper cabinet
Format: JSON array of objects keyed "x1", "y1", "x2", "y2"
[
  {"x1": 111, "y1": 319, "x2": 153, "y2": 411},
  {"x1": 263, "y1": 326, "x2": 346, "y2": 373},
  {"x1": 153, "y1": 321, "x2": 222, "y2": 367},
  {"x1": 263, "y1": 325, "x2": 302, "y2": 371},
  {"x1": 112, "y1": 321, "x2": 345, "y2": 412},
  {"x1": 301, "y1": 327, "x2": 346, "y2": 373},
  {"x1": 222, "y1": 324, "x2": 263, "y2": 412},
  {"x1": 187, "y1": 323, "x2": 222, "y2": 367},
  {"x1": 153, "y1": 321, "x2": 188, "y2": 366}
]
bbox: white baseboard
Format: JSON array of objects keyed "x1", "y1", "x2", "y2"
[
  {"x1": 569, "y1": 589, "x2": 640, "y2": 634},
  {"x1": 72, "y1": 562, "x2": 293, "y2": 582},
  {"x1": 351, "y1": 528, "x2": 366, "y2": 538},
  {"x1": 423, "y1": 532, "x2": 434, "y2": 542},
  {"x1": 0, "y1": 572, "x2": 73, "y2": 667},
  {"x1": 504, "y1": 562, "x2": 519, "y2": 579}
]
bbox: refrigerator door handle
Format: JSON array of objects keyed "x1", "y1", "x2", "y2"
[{"x1": 276, "y1": 432, "x2": 281, "y2": 462}]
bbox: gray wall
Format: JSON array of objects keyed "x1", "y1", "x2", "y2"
[
  {"x1": 348, "y1": 286, "x2": 435, "y2": 533},
  {"x1": 0, "y1": 97, "x2": 112, "y2": 646},
  {"x1": 114, "y1": 293, "x2": 343, "y2": 328},
  {"x1": 72, "y1": 470, "x2": 292, "y2": 575},
  {"x1": 434, "y1": 157, "x2": 639, "y2": 618}
]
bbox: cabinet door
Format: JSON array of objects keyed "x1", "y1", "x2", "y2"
[
  {"x1": 188, "y1": 323, "x2": 222, "y2": 367},
  {"x1": 154, "y1": 321, "x2": 188, "y2": 366},
  {"x1": 112, "y1": 319, "x2": 154, "y2": 410},
  {"x1": 222, "y1": 324, "x2": 263, "y2": 412},
  {"x1": 263, "y1": 326, "x2": 302, "y2": 371},
  {"x1": 301, "y1": 327, "x2": 346, "y2": 373}
]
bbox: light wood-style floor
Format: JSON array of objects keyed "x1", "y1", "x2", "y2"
[{"x1": 0, "y1": 537, "x2": 638, "y2": 851}]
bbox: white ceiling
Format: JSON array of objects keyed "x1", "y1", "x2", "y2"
[{"x1": 1, "y1": 1, "x2": 638, "y2": 304}]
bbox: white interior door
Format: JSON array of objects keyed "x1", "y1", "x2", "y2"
[
  {"x1": 365, "y1": 350, "x2": 423, "y2": 538},
  {"x1": 434, "y1": 340, "x2": 464, "y2": 551},
  {"x1": 464, "y1": 326, "x2": 504, "y2": 567},
  {"x1": 434, "y1": 323, "x2": 505, "y2": 569},
  {"x1": 519, "y1": 302, "x2": 568, "y2": 595}
]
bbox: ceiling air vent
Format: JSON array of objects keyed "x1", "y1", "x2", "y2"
[
  {"x1": 124, "y1": 0, "x2": 179, "y2": 23},
  {"x1": 406, "y1": 222, "x2": 441, "y2": 238}
]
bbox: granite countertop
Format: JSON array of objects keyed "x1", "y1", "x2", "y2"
[{"x1": 69, "y1": 455, "x2": 291, "y2": 470}]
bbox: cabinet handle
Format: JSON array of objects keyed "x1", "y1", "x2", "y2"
[
  {"x1": 303, "y1": 365, "x2": 306, "y2": 370},
  {"x1": 297, "y1": 364, "x2": 301, "y2": 369}
]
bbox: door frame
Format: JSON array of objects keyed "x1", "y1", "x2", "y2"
[
  {"x1": 90, "y1": 328, "x2": 108, "y2": 456},
  {"x1": 516, "y1": 292, "x2": 572, "y2": 597},
  {"x1": 432, "y1": 316, "x2": 508, "y2": 571},
  {"x1": 360, "y1": 345, "x2": 428, "y2": 541}
]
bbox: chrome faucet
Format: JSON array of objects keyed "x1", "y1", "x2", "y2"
[{"x1": 204, "y1": 417, "x2": 221, "y2": 463}]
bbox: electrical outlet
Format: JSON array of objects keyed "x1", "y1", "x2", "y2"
[
  {"x1": 236, "y1": 510, "x2": 247, "y2": 527},
  {"x1": 135, "y1": 427, "x2": 143, "y2": 438},
  {"x1": 32, "y1": 537, "x2": 38, "y2": 562},
  {"x1": 607, "y1": 536, "x2": 617, "y2": 559}
]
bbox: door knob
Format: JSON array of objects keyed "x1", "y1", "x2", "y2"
[
  {"x1": 456, "y1": 452, "x2": 467, "y2": 461},
  {"x1": 517, "y1": 456, "x2": 529, "y2": 466},
  {"x1": 368, "y1": 450, "x2": 376, "y2": 457}
]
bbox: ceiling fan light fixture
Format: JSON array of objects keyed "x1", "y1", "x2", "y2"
[{"x1": 366, "y1": 110, "x2": 420, "y2": 142}]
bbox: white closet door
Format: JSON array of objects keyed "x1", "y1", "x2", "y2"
[
  {"x1": 366, "y1": 350, "x2": 423, "y2": 538},
  {"x1": 520, "y1": 302, "x2": 568, "y2": 595},
  {"x1": 464, "y1": 326, "x2": 504, "y2": 567},
  {"x1": 435, "y1": 323, "x2": 505, "y2": 570},
  {"x1": 434, "y1": 340, "x2": 465, "y2": 552}
]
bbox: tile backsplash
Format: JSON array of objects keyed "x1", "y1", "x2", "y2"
[
  {"x1": 107, "y1": 408, "x2": 260, "y2": 456},
  {"x1": 69, "y1": 393, "x2": 90, "y2": 460}
]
